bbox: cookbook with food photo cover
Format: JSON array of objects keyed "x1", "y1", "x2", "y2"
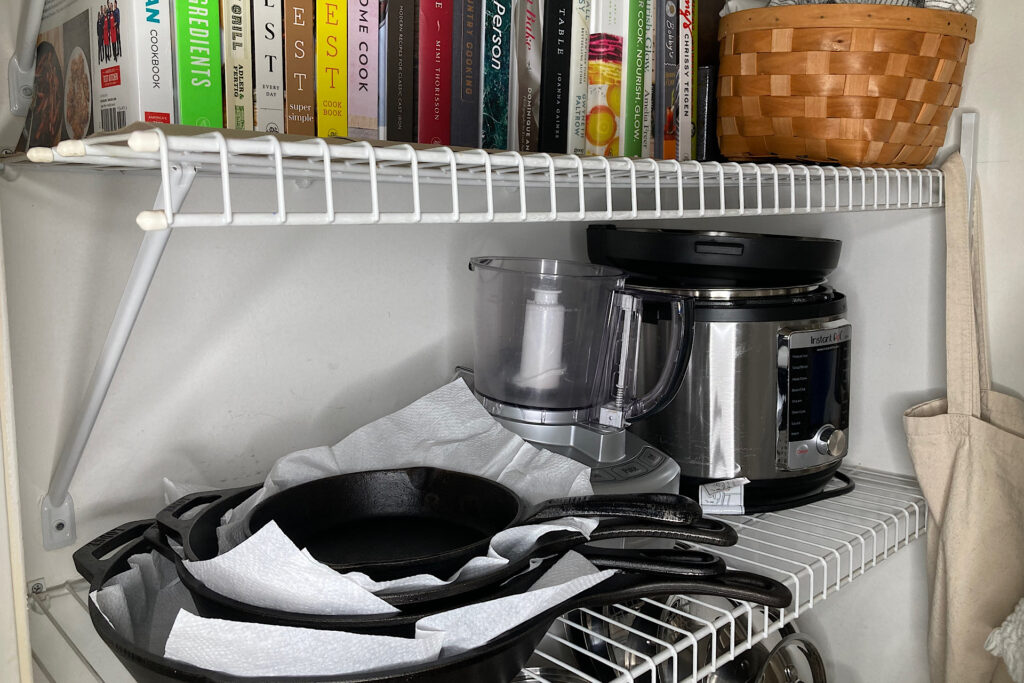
[{"x1": 19, "y1": 0, "x2": 176, "y2": 151}]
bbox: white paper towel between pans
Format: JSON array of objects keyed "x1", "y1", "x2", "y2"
[
  {"x1": 213, "y1": 379, "x2": 594, "y2": 552},
  {"x1": 183, "y1": 516, "x2": 600, "y2": 614},
  {"x1": 163, "y1": 551, "x2": 615, "y2": 678}
]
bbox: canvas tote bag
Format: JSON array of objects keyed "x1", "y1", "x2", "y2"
[{"x1": 904, "y1": 152, "x2": 1024, "y2": 683}]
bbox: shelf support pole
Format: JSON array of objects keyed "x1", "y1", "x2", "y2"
[{"x1": 40, "y1": 164, "x2": 196, "y2": 550}]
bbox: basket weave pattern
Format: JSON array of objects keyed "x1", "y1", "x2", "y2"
[{"x1": 717, "y1": 6, "x2": 977, "y2": 167}]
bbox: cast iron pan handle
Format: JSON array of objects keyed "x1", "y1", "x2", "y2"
[
  {"x1": 589, "y1": 517, "x2": 738, "y2": 547},
  {"x1": 579, "y1": 546, "x2": 726, "y2": 577},
  {"x1": 155, "y1": 486, "x2": 255, "y2": 544},
  {"x1": 582, "y1": 569, "x2": 793, "y2": 610},
  {"x1": 524, "y1": 492, "x2": 703, "y2": 526},
  {"x1": 72, "y1": 519, "x2": 153, "y2": 586}
]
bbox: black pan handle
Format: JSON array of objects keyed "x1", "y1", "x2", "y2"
[
  {"x1": 524, "y1": 493, "x2": 703, "y2": 526},
  {"x1": 579, "y1": 546, "x2": 726, "y2": 577},
  {"x1": 72, "y1": 520, "x2": 153, "y2": 586},
  {"x1": 579, "y1": 569, "x2": 793, "y2": 610},
  {"x1": 155, "y1": 485, "x2": 255, "y2": 544},
  {"x1": 589, "y1": 517, "x2": 738, "y2": 547}
]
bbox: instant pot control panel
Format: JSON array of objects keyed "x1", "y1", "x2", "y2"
[{"x1": 777, "y1": 322, "x2": 852, "y2": 471}]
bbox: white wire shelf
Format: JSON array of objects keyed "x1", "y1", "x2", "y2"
[
  {"x1": 13, "y1": 127, "x2": 943, "y2": 230},
  {"x1": 28, "y1": 466, "x2": 925, "y2": 683}
]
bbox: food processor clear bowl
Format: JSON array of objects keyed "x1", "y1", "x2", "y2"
[{"x1": 469, "y1": 257, "x2": 625, "y2": 412}]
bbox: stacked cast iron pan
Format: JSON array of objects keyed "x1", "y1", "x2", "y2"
[{"x1": 75, "y1": 467, "x2": 793, "y2": 681}]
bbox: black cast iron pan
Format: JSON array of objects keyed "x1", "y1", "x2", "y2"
[
  {"x1": 75, "y1": 521, "x2": 791, "y2": 683},
  {"x1": 159, "y1": 467, "x2": 711, "y2": 581},
  {"x1": 147, "y1": 519, "x2": 730, "y2": 631},
  {"x1": 157, "y1": 480, "x2": 738, "y2": 608}
]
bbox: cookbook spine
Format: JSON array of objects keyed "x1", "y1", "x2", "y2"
[
  {"x1": 481, "y1": 0, "x2": 512, "y2": 149},
  {"x1": 386, "y1": 0, "x2": 416, "y2": 141},
  {"x1": 658, "y1": 0, "x2": 678, "y2": 159},
  {"x1": 515, "y1": 0, "x2": 542, "y2": 152},
  {"x1": 348, "y1": 0, "x2": 379, "y2": 138},
  {"x1": 451, "y1": 0, "x2": 482, "y2": 147},
  {"x1": 317, "y1": 0, "x2": 348, "y2": 136},
  {"x1": 378, "y1": 1, "x2": 387, "y2": 139},
  {"x1": 135, "y1": 0, "x2": 176, "y2": 124},
  {"x1": 223, "y1": 0, "x2": 254, "y2": 129},
  {"x1": 566, "y1": 0, "x2": 589, "y2": 155},
  {"x1": 586, "y1": 0, "x2": 623, "y2": 156},
  {"x1": 621, "y1": 0, "x2": 645, "y2": 157},
  {"x1": 641, "y1": 0, "x2": 654, "y2": 157},
  {"x1": 417, "y1": 0, "x2": 453, "y2": 144},
  {"x1": 173, "y1": 0, "x2": 223, "y2": 126},
  {"x1": 677, "y1": 0, "x2": 693, "y2": 160},
  {"x1": 253, "y1": 0, "x2": 285, "y2": 132},
  {"x1": 284, "y1": 0, "x2": 316, "y2": 134},
  {"x1": 538, "y1": 0, "x2": 570, "y2": 153}
]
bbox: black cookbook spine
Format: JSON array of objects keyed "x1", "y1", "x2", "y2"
[
  {"x1": 538, "y1": 0, "x2": 572, "y2": 152},
  {"x1": 387, "y1": 0, "x2": 418, "y2": 141},
  {"x1": 451, "y1": 0, "x2": 483, "y2": 147}
]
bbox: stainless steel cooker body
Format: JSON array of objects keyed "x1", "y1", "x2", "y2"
[{"x1": 632, "y1": 285, "x2": 851, "y2": 485}]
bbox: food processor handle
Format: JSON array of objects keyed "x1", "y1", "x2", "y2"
[{"x1": 616, "y1": 288, "x2": 694, "y2": 423}]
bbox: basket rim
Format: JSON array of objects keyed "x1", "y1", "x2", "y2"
[{"x1": 718, "y1": 4, "x2": 977, "y2": 43}]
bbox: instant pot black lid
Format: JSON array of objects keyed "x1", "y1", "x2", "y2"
[{"x1": 587, "y1": 225, "x2": 842, "y2": 287}]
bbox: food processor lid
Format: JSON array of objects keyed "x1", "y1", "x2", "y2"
[
  {"x1": 469, "y1": 256, "x2": 625, "y2": 281},
  {"x1": 586, "y1": 225, "x2": 842, "y2": 288}
]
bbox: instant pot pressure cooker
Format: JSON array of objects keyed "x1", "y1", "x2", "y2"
[{"x1": 588, "y1": 226, "x2": 854, "y2": 511}]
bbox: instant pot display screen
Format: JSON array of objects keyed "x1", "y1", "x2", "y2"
[{"x1": 787, "y1": 340, "x2": 851, "y2": 440}]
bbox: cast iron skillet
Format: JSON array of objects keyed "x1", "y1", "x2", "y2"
[
  {"x1": 159, "y1": 467, "x2": 713, "y2": 581},
  {"x1": 147, "y1": 519, "x2": 730, "y2": 630},
  {"x1": 75, "y1": 521, "x2": 792, "y2": 683},
  {"x1": 157, "y1": 482, "x2": 738, "y2": 608}
]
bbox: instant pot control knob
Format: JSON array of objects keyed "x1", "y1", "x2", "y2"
[{"x1": 815, "y1": 425, "x2": 847, "y2": 457}]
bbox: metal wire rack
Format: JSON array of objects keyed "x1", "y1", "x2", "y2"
[
  {"x1": 27, "y1": 466, "x2": 926, "y2": 683},
  {"x1": 11, "y1": 127, "x2": 943, "y2": 230}
]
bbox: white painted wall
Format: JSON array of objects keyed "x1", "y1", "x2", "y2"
[{"x1": 0, "y1": 0, "x2": 1021, "y2": 681}]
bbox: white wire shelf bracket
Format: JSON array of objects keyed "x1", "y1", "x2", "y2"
[
  {"x1": 29, "y1": 467, "x2": 926, "y2": 683},
  {"x1": 19, "y1": 127, "x2": 944, "y2": 230}
]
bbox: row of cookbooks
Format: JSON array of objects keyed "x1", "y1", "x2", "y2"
[{"x1": 20, "y1": 0, "x2": 724, "y2": 159}]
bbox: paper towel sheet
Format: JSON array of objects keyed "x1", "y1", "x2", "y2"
[
  {"x1": 165, "y1": 611, "x2": 446, "y2": 678},
  {"x1": 215, "y1": 379, "x2": 593, "y2": 551},
  {"x1": 415, "y1": 551, "x2": 614, "y2": 656},
  {"x1": 91, "y1": 551, "x2": 198, "y2": 654},
  {"x1": 184, "y1": 517, "x2": 599, "y2": 614},
  {"x1": 162, "y1": 551, "x2": 614, "y2": 678},
  {"x1": 184, "y1": 522, "x2": 400, "y2": 615}
]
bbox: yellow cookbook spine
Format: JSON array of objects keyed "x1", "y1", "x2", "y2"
[{"x1": 317, "y1": 0, "x2": 348, "y2": 136}]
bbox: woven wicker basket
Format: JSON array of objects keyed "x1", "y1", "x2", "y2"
[{"x1": 717, "y1": 5, "x2": 977, "y2": 167}]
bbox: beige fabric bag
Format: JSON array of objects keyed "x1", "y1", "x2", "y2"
[{"x1": 904, "y1": 153, "x2": 1024, "y2": 683}]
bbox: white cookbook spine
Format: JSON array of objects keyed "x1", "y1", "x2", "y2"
[
  {"x1": 253, "y1": 0, "x2": 285, "y2": 132},
  {"x1": 566, "y1": 0, "x2": 590, "y2": 155},
  {"x1": 134, "y1": 0, "x2": 176, "y2": 123},
  {"x1": 223, "y1": 0, "x2": 255, "y2": 129},
  {"x1": 677, "y1": 0, "x2": 693, "y2": 161}
]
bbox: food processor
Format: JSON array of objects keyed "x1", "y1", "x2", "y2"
[{"x1": 466, "y1": 257, "x2": 695, "y2": 495}]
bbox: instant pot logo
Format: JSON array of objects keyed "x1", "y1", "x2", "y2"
[{"x1": 811, "y1": 331, "x2": 843, "y2": 344}]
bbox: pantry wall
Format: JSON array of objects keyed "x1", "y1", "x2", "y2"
[{"x1": 0, "y1": 1, "x2": 1022, "y2": 682}]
